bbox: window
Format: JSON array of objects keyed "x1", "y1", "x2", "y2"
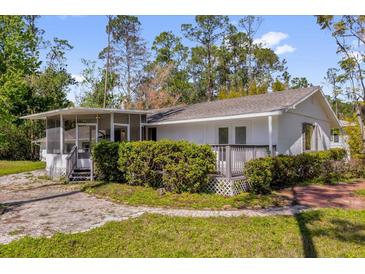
[
  {"x1": 331, "y1": 128, "x2": 340, "y2": 143},
  {"x1": 235, "y1": 126, "x2": 246, "y2": 144},
  {"x1": 148, "y1": 128, "x2": 157, "y2": 141},
  {"x1": 218, "y1": 127, "x2": 229, "y2": 144},
  {"x1": 303, "y1": 123, "x2": 315, "y2": 151}
]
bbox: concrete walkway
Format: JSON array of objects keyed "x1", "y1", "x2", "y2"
[{"x1": 1, "y1": 170, "x2": 307, "y2": 244}]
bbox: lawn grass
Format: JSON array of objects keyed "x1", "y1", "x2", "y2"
[
  {"x1": 84, "y1": 182, "x2": 290, "y2": 209},
  {"x1": 0, "y1": 161, "x2": 46, "y2": 176},
  {"x1": 1, "y1": 209, "x2": 365, "y2": 257},
  {"x1": 354, "y1": 189, "x2": 365, "y2": 197}
]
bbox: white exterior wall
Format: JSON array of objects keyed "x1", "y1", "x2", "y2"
[
  {"x1": 277, "y1": 92, "x2": 332, "y2": 155},
  {"x1": 154, "y1": 116, "x2": 279, "y2": 146}
]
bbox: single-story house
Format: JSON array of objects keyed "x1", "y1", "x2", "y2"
[{"x1": 22, "y1": 86, "x2": 341, "y2": 188}]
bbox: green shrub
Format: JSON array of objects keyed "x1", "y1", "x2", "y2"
[
  {"x1": 243, "y1": 148, "x2": 348, "y2": 194},
  {"x1": 293, "y1": 153, "x2": 322, "y2": 181},
  {"x1": 244, "y1": 158, "x2": 273, "y2": 194},
  {"x1": 270, "y1": 155, "x2": 297, "y2": 189},
  {"x1": 306, "y1": 148, "x2": 347, "y2": 161},
  {"x1": 92, "y1": 141, "x2": 124, "y2": 182},
  {"x1": 344, "y1": 159, "x2": 365, "y2": 178},
  {"x1": 119, "y1": 141, "x2": 161, "y2": 187},
  {"x1": 118, "y1": 140, "x2": 216, "y2": 193},
  {"x1": 162, "y1": 143, "x2": 216, "y2": 193}
]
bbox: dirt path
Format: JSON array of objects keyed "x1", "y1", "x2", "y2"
[{"x1": 0, "y1": 170, "x2": 307, "y2": 244}]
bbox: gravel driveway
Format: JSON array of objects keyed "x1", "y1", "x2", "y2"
[{"x1": 0, "y1": 170, "x2": 307, "y2": 244}]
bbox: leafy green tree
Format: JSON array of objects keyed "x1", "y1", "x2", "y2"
[
  {"x1": 272, "y1": 78, "x2": 286, "y2": 91},
  {"x1": 317, "y1": 15, "x2": 365, "y2": 149},
  {"x1": 290, "y1": 77, "x2": 311, "y2": 89},
  {"x1": 324, "y1": 67, "x2": 343, "y2": 116},
  {"x1": 106, "y1": 16, "x2": 148, "y2": 104},
  {"x1": 149, "y1": 31, "x2": 193, "y2": 104},
  {"x1": 0, "y1": 16, "x2": 75, "y2": 160},
  {"x1": 78, "y1": 59, "x2": 118, "y2": 108},
  {"x1": 182, "y1": 15, "x2": 229, "y2": 100}
]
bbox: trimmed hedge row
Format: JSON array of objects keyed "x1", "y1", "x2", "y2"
[
  {"x1": 92, "y1": 140, "x2": 216, "y2": 193},
  {"x1": 244, "y1": 148, "x2": 348, "y2": 194}
]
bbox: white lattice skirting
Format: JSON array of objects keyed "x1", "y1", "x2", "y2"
[
  {"x1": 202, "y1": 176, "x2": 251, "y2": 196},
  {"x1": 47, "y1": 166, "x2": 66, "y2": 179}
]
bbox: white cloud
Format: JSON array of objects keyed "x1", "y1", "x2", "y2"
[
  {"x1": 254, "y1": 32, "x2": 288, "y2": 48},
  {"x1": 72, "y1": 74, "x2": 85, "y2": 83},
  {"x1": 275, "y1": 44, "x2": 296, "y2": 55}
]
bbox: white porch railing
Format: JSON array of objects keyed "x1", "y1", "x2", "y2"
[
  {"x1": 210, "y1": 144, "x2": 276, "y2": 178},
  {"x1": 65, "y1": 145, "x2": 77, "y2": 179}
]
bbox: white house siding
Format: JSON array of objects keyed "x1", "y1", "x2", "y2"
[
  {"x1": 154, "y1": 116, "x2": 279, "y2": 146},
  {"x1": 277, "y1": 92, "x2": 332, "y2": 155}
]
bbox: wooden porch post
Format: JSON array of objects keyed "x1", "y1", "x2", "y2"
[
  {"x1": 60, "y1": 114, "x2": 64, "y2": 155},
  {"x1": 110, "y1": 113, "x2": 114, "y2": 141},
  {"x1": 268, "y1": 115, "x2": 273, "y2": 156},
  {"x1": 75, "y1": 115, "x2": 78, "y2": 148},
  {"x1": 226, "y1": 145, "x2": 232, "y2": 178}
]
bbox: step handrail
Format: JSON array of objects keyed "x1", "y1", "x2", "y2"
[{"x1": 66, "y1": 145, "x2": 78, "y2": 180}]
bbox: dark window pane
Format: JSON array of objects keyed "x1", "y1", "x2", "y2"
[
  {"x1": 235, "y1": 127, "x2": 246, "y2": 144},
  {"x1": 218, "y1": 128, "x2": 229, "y2": 144},
  {"x1": 303, "y1": 123, "x2": 314, "y2": 151},
  {"x1": 148, "y1": 128, "x2": 157, "y2": 141}
]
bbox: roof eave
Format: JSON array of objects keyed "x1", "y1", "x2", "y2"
[
  {"x1": 147, "y1": 110, "x2": 284, "y2": 126},
  {"x1": 21, "y1": 107, "x2": 152, "y2": 120}
]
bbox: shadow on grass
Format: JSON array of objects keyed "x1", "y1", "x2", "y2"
[
  {"x1": 294, "y1": 211, "x2": 321, "y2": 258},
  {"x1": 312, "y1": 218, "x2": 365, "y2": 245}
]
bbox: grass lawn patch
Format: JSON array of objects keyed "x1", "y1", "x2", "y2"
[
  {"x1": 1, "y1": 209, "x2": 365, "y2": 257},
  {"x1": 354, "y1": 189, "x2": 365, "y2": 198},
  {"x1": 0, "y1": 161, "x2": 45, "y2": 176},
  {"x1": 84, "y1": 182, "x2": 290, "y2": 210}
]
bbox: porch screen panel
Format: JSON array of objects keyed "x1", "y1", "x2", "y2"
[
  {"x1": 63, "y1": 116, "x2": 76, "y2": 153},
  {"x1": 114, "y1": 113, "x2": 129, "y2": 124},
  {"x1": 98, "y1": 114, "x2": 110, "y2": 141},
  {"x1": 47, "y1": 116, "x2": 61, "y2": 154},
  {"x1": 77, "y1": 114, "x2": 97, "y2": 123},
  {"x1": 130, "y1": 114, "x2": 140, "y2": 141}
]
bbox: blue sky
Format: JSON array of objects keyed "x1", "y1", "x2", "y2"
[{"x1": 38, "y1": 15, "x2": 340, "y2": 101}]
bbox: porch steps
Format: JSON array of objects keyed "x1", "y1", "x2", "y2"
[{"x1": 69, "y1": 168, "x2": 94, "y2": 182}]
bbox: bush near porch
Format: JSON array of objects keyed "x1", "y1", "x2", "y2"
[
  {"x1": 244, "y1": 148, "x2": 364, "y2": 194},
  {"x1": 92, "y1": 140, "x2": 216, "y2": 193}
]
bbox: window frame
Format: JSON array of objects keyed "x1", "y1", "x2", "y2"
[
  {"x1": 235, "y1": 126, "x2": 247, "y2": 145},
  {"x1": 218, "y1": 127, "x2": 229, "y2": 144}
]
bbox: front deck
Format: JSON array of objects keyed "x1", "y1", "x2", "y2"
[{"x1": 211, "y1": 144, "x2": 276, "y2": 178}]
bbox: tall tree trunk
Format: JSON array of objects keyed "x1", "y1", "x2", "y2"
[
  {"x1": 207, "y1": 44, "x2": 213, "y2": 101},
  {"x1": 103, "y1": 15, "x2": 111, "y2": 108}
]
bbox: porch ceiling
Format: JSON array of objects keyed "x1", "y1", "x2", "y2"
[{"x1": 21, "y1": 107, "x2": 151, "y2": 120}]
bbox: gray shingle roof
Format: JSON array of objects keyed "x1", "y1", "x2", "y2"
[{"x1": 148, "y1": 86, "x2": 320, "y2": 123}]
